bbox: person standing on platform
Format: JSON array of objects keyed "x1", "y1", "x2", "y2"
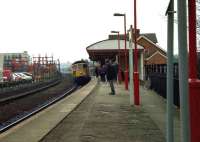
[
  {"x1": 95, "y1": 66, "x2": 99, "y2": 79},
  {"x1": 112, "y1": 60, "x2": 118, "y2": 81},
  {"x1": 106, "y1": 59, "x2": 115, "y2": 95},
  {"x1": 98, "y1": 65, "x2": 105, "y2": 82}
]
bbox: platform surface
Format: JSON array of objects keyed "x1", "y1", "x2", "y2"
[
  {"x1": 0, "y1": 80, "x2": 181, "y2": 142},
  {"x1": 40, "y1": 81, "x2": 180, "y2": 142}
]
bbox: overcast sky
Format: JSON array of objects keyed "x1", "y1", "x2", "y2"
[{"x1": 0, "y1": 0, "x2": 171, "y2": 63}]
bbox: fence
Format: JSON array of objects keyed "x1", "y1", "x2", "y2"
[
  {"x1": 145, "y1": 64, "x2": 180, "y2": 106},
  {"x1": 145, "y1": 54, "x2": 200, "y2": 106}
]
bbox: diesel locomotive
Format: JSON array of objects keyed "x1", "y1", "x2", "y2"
[{"x1": 71, "y1": 60, "x2": 91, "y2": 85}]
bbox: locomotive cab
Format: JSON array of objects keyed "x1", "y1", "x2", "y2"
[{"x1": 71, "y1": 60, "x2": 91, "y2": 85}]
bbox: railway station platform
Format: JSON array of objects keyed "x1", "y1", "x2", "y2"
[{"x1": 0, "y1": 78, "x2": 180, "y2": 142}]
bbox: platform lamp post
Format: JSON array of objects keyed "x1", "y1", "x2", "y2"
[
  {"x1": 133, "y1": 0, "x2": 140, "y2": 105},
  {"x1": 177, "y1": 0, "x2": 190, "y2": 141},
  {"x1": 111, "y1": 30, "x2": 122, "y2": 83},
  {"x1": 113, "y1": 13, "x2": 128, "y2": 90},
  {"x1": 166, "y1": 1, "x2": 175, "y2": 141}
]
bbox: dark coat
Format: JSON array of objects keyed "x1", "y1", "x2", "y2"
[
  {"x1": 106, "y1": 63, "x2": 115, "y2": 81},
  {"x1": 95, "y1": 67, "x2": 99, "y2": 77}
]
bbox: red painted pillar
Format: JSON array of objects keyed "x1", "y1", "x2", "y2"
[
  {"x1": 117, "y1": 32, "x2": 122, "y2": 83},
  {"x1": 188, "y1": 0, "x2": 200, "y2": 141},
  {"x1": 189, "y1": 79, "x2": 200, "y2": 142},
  {"x1": 133, "y1": 0, "x2": 140, "y2": 105},
  {"x1": 124, "y1": 15, "x2": 129, "y2": 90},
  {"x1": 134, "y1": 72, "x2": 140, "y2": 105}
]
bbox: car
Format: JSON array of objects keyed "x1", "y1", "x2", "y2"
[
  {"x1": 12, "y1": 73, "x2": 22, "y2": 81},
  {"x1": 22, "y1": 72, "x2": 34, "y2": 81},
  {"x1": 16, "y1": 73, "x2": 33, "y2": 81},
  {"x1": 22, "y1": 72, "x2": 33, "y2": 78},
  {"x1": 0, "y1": 77, "x2": 3, "y2": 82}
]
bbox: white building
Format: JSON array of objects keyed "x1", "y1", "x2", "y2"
[{"x1": 3, "y1": 51, "x2": 30, "y2": 68}]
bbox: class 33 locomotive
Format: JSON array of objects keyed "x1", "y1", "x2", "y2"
[{"x1": 71, "y1": 60, "x2": 91, "y2": 85}]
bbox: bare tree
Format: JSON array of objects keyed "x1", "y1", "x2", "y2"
[{"x1": 175, "y1": 1, "x2": 200, "y2": 36}]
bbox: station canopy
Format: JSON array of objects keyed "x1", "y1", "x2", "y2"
[{"x1": 86, "y1": 39, "x2": 144, "y2": 61}]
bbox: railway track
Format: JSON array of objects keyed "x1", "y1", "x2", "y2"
[
  {"x1": 0, "y1": 76, "x2": 76, "y2": 133},
  {"x1": 0, "y1": 79, "x2": 61, "y2": 102},
  {"x1": 0, "y1": 79, "x2": 61, "y2": 104}
]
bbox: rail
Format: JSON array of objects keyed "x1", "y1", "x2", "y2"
[
  {"x1": 0, "y1": 79, "x2": 61, "y2": 103},
  {"x1": 0, "y1": 85, "x2": 77, "y2": 133}
]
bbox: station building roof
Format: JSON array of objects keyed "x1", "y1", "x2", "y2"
[
  {"x1": 86, "y1": 39, "x2": 144, "y2": 61},
  {"x1": 108, "y1": 33, "x2": 158, "y2": 44},
  {"x1": 140, "y1": 33, "x2": 158, "y2": 43},
  {"x1": 87, "y1": 39, "x2": 143, "y2": 51}
]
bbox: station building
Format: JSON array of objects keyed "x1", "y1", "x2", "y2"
[{"x1": 86, "y1": 29, "x2": 167, "y2": 81}]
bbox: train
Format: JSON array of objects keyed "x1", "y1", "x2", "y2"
[{"x1": 71, "y1": 60, "x2": 91, "y2": 85}]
